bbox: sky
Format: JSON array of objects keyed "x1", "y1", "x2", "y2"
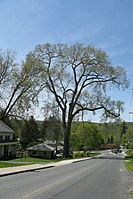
[{"x1": 0, "y1": 0, "x2": 133, "y2": 122}]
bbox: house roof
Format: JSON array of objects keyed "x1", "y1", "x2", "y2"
[
  {"x1": 0, "y1": 120, "x2": 14, "y2": 133},
  {"x1": 28, "y1": 141, "x2": 64, "y2": 152},
  {"x1": 28, "y1": 143, "x2": 55, "y2": 152}
]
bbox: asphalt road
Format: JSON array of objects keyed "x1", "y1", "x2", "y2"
[{"x1": 0, "y1": 151, "x2": 132, "y2": 199}]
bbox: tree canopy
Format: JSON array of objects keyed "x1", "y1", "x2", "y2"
[
  {"x1": 70, "y1": 122, "x2": 103, "y2": 151},
  {"x1": 27, "y1": 43, "x2": 129, "y2": 157},
  {"x1": 40, "y1": 116, "x2": 63, "y2": 142},
  {"x1": 0, "y1": 50, "x2": 44, "y2": 120}
]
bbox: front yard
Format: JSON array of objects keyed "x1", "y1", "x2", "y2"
[
  {"x1": 0, "y1": 162, "x2": 25, "y2": 168},
  {"x1": 0, "y1": 152, "x2": 100, "y2": 168},
  {"x1": 0, "y1": 157, "x2": 61, "y2": 168},
  {"x1": 130, "y1": 191, "x2": 133, "y2": 199},
  {"x1": 125, "y1": 151, "x2": 133, "y2": 199},
  {"x1": 9, "y1": 157, "x2": 60, "y2": 164},
  {"x1": 125, "y1": 158, "x2": 133, "y2": 171}
]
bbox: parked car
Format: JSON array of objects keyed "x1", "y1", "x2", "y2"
[{"x1": 111, "y1": 148, "x2": 122, "y2": 153}]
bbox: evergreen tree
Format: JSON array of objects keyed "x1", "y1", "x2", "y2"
[
  {"x1": 20, "y1": 116, "x2": 40, "y2": 149},
  {"x1": 121, "y1": 121, "x2": 128, "y2": 135},
  {"x1": 110, "y1": 135, "x2": 114, "y2": 143}
]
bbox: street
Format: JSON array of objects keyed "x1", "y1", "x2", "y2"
[{"x1": 0, "y1": 151, "x2": 131, "y2": 199}]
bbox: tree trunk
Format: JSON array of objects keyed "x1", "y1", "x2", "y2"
[{"x1": 63, "y1": 127, "x2": 70, "y2": 158}]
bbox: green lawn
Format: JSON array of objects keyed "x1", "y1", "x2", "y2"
[
  {"x1": 73, "y1": 151, "x2": 100, "y2": 158},
  {"x1": 125, "y1": 158, "x2": 133, "y2": 171},
  {"x1": 0, "y1": 157, "x2": 61, "y2": 168},
  {"x1": 130, "y1": 191, "x2": 133, "y2": 199},
  {"x1": 89, "y1": 152, "x2": 100, "y2": 157},
  {"x1": 9, "y1": 157, "x2": 61, "y2": 164},
  {"x1": 0, "y1": 152, "x2": 100, "y2": 168},
  {"x1": 0, "y1": 162, "x2": 25, "y2": 168},
  {"x1": 125, "y1": 157, "x2": 133, "y2": 199},
  {"x1": 9, "y1": 152, "x2": 100, "y2": 163}
]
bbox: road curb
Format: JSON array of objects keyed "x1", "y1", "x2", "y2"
[
  {"x1": 72, "y1": 157, "x2": 93, "y2": 163},
  {"x1": 0, "y1": 165, "x2": 55, "y2": 177}
]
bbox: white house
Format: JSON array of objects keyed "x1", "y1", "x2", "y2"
[{"x1": 0, "y1": 120, "x2": 17, "y2": 159}]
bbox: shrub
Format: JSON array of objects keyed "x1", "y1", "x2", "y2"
[
  {"x1": 86, "y1": 151, "x2": 90, "y2": 157},
  {"x1": 73, "y1": 151, "x2": 86, "y2": 158},
  {"x1": 126, "y1": 149, "x2": 133, "y2": 158}
]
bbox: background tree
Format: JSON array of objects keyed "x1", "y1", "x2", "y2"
[
  {"x1": 126, "y1": 129, "x2": 133, "y2": 149},
  {"x1": 107, "y1": 135, "x2": 114, "y2": 144},
  {"x1": 110, "y1": 135, "x2": 114, "y2": 143},
  {"x1": 28, "y1": 43, "x2": 129, "y2": 157},
  {"x1": 0, "y1": 50, "x2": 16, "y2": 119},
  {"x1": 79, "y1": 123, "x2": 103, "y2": 150},
  {"x1": 0, "y1": 50, "x2": 15, "y2": 87},
  {"x1": 46, "y1": 116, "x2": 63, "y2": 142},
  {"x1": 39, "y1": 119, "x2": 49, "y2": 141},
  {"x1": 40, "y1": 116, "x2": 63, "y2": 141},
  {"x1": 20, "y1": 116, "x2": 40, "y2": 149},
  {"x1": 0, "y1": 52, "x2": 44, "y2": 121},
  {"x1": 121, "y1": 120, "x2": 128, "y2": 136},
  {"x1": 70, "y1": 133, "x2": 81, "y2": 151},
  {"x1": 121, "y1": 134, "x2": 128, "y2": 147}
]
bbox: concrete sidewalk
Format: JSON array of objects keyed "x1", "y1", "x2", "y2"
[{"x1": 0, "y1": 157, "x2": 93, "y2": 177}]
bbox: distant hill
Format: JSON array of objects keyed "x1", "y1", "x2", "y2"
[
  {"x1": 70, "y1": 121, "x2": 133, "y2": 145},
  {"x1": 9, "y1": 119, "x2": 133, "y2": 145}
]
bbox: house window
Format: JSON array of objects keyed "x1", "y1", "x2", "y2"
[
  {"x1": 5, "y1": 135, "x2": 10, "y2": 141},
  {"x1": 0, "y1": 135, "x2": 3, "y2": 141},
  {"x1": 13, "y1": 134, "x2": 16, "y2": 140}
]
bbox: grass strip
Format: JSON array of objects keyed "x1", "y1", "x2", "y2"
[
  {"x1": 130, "y1": 192, "x2": 133, "y2": 199},
  {"x1": 0, "y1": 162, "x2": 26, "y2": 168},
  {"x1": 9, "y1": 157, "x2": 60, "y2": 164},
  {"x1": 125, "y1": 158, "x2": 133, "y2": 171}
]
